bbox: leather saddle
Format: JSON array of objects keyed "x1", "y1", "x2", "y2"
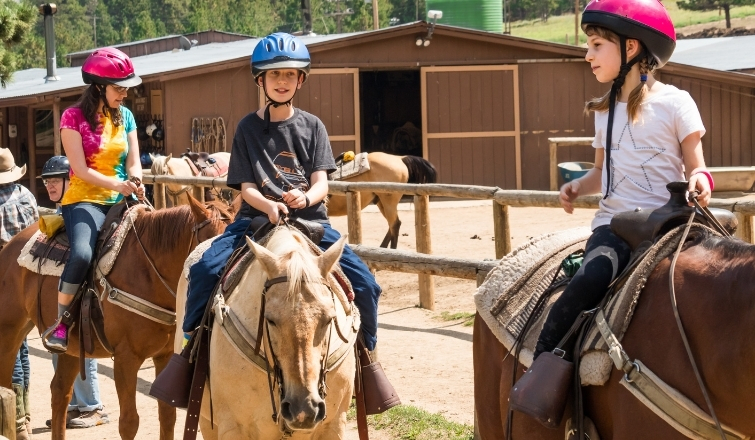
[
  {"x1": 611, "y1": 181, "x2": 737, "y2": 251},
  {"x1": 181, "y1": 150, "x2": 228, "y2": 178}
]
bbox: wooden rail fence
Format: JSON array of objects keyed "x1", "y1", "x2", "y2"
[{"x1": 142, "y1": 173, "x2": 755, "y2": 310}]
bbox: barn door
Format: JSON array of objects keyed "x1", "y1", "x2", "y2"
[
  {"x1": 421, "y1": 65, "x2": 521, "y2": 189},
  {"x1": 280, "y1": 68, "x2": 361, "y2": 157}
]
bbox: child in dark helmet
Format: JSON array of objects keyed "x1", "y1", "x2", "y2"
[
  {"x1": 532, "y1": 0, "x2": 711, "y2": 361},
  {"x1": 183, "y1": 33, "x2": 382, "y2": 351}
]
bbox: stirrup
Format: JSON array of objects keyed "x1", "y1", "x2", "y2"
[{"x1": 41, "y1": 317, "x2": 68, "y2": 354}]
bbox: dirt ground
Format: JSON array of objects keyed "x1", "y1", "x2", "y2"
[{"x1": 24, "y1": 200, "x2": 597, "y2": 439}]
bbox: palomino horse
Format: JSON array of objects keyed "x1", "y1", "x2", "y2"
[
  {"x1": 327, "y1": 152, "x2": 437, "y2": 248},
  {"x1": 150, "y1": 152, "x2": 233, "y2": 207},
  {"x1": 175, "y1": 227, "x2": 357, "y2": 439},
  {"x1": 0, "y1": 196, "x2": 231, "y2": 440},
  {"x1": 474, "y1": 228, "x2": 755, "y2": 439}
]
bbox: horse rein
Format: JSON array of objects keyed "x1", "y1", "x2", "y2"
[
  {"x1": 258, "y1": 275, "x2": 337, "y2": 435},
  {"x1": 667, "y1": 193, "x2": 730, "y2": 440}
]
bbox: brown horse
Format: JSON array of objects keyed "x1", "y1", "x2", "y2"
[
  {"x1": 326, "y1": 152, "x2": 437, "y2": 248},
  {"x1": 0, "y1": 196, "x2": 231, "y2": 440},
  {"x1": 474, "y1": 229, "x2": 755, "y2": 439}
]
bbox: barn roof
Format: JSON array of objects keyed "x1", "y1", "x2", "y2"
[
  {"x1": 672, "y1": 35, "x2": 755, "y2": 72},
  {"x1": 1, "y1": 21, "x2": 752, "y2": 107}
]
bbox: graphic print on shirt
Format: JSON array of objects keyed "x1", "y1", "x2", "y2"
[
  {"x1": 609, "y1": 121, "x2": 665, "y2": 194},
  {"x1": 262, "y1": 151, "x2": 310, "y2": 202}
]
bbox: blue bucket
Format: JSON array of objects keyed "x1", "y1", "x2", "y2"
[{"x1": 558, "y1": 162, "x2": 594, "y2": 183}]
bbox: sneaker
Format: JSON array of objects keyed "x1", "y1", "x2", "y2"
[
  {"x1": 45, "y1": 409, "x2": 80, "y2": 428},
  {"x1": 68, "y1": 409, "x2": 110, "y2": 429},
  {"x1": 42, "y1": 320, "x2": 68, "y2": 353}
]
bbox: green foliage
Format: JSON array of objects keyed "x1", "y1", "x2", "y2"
[
  {"x1": 677, "y1": 0, "x2": 755, "y2": 28},
  {"x1": 0, "y1": 0, "x2": 35, "y2": 86},
  {"x1": 389, "y1": 0, "x2": 425, "y2": 25}
]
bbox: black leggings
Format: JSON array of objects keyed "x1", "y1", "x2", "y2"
[{"x1": 534, "y1": 225, "x2": 631, "y2": 359}]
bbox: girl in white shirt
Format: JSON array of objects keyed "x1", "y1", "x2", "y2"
[{"x1": 533, "y1": 0, "x2": 712, "y2": 360}]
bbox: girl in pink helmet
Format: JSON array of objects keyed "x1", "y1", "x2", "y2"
[
  {"x1": 42, "y1": 47, "x2": 145, "y2": 353},
  {"x1": 525, "y1": 0, "x2": 712, "y2": 381}
]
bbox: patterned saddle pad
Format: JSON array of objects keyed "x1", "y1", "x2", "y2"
[
  {"x1": 475, "y1": 225, "x2": 700, "y2": 386},
  {"x1": 329, "y1": 152, "x2": 370, "y2": 181}
]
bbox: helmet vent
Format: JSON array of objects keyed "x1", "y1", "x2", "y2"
[
  {"x1": 291, "y1": 41, "x2": 296, "y2": 51},
  {"x1": 278, "y1": 38, "x2": 284, "y2": 50},
  {"x1": 266, "y1": 42, "x2": 272, "y2": 52}
]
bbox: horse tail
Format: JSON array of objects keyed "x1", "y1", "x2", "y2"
[{"x1": 402, "y1": 156, "x2": 437, "y2": 184}]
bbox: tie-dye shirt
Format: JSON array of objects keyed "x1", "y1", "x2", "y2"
[{"x1": 59, "y1": 106, "x2": 136, "y2": 205}]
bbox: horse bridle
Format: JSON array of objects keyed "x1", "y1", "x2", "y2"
[{"x1": 257, "y1": 276, "x2": 337, "y2": 435}]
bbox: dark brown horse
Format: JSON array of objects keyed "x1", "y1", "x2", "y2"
[
  {"x1": 0, "y1": 196, "x2": 231, "y2": 440},
  {"x1": 474, "y1": 229, "x2": 755, "y2": 439}
]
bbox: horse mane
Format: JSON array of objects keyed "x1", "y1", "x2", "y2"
[
  {"x1": 150, "y1": 155, "x2": 169, "y2": 176},
  {"x1": 269, "y1": 228, "x2": 322, "y2": 300},
  {"x1": 694, "y1": 228, "x2": 754, "y2": 260},
  {"x1": 134, "y1": 206, "x2": 194, "y2": 254}
]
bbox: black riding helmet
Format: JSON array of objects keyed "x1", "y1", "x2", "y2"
[{"x1": 41, "y1": 156, "x2": 70, "y2": 179}]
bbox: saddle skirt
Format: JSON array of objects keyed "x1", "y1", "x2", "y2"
[
  {"x1": 329, "y1": 152, "x2": 370, "y2": 181},
  {"x1": 475, "y1": 225, "x2": 699, "y2": 386},
  {"x1": 182, "y1": 152, "x2": 229, "y2": 178},
  {"x1": 17, "y1": 204, "x2": 147, "y2": 278}
]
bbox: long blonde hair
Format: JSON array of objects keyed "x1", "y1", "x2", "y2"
[{"x1": 584, "y1": 25, "x2": 653, "y2": 123}]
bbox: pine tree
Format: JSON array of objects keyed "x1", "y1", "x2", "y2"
[
  {"x1": 0, "y1": 0, "x2": 35, "y2": 86},
  {"x1": 677, "y1": 0, "x2": 754, "y2": 28}
]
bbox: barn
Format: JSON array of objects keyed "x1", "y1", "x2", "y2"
[{"x1": 0, "y1": 22, "x2": 753, "y2": 206}]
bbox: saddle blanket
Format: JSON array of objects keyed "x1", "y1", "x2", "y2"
[
  {"x1": 17, "y1": 205, "x2": 146, "y2": 278},
  {"x1": 329, "y1": 152, "x2": 370, "y2": 181},
  {"x1": 474, "y1": 225, "x2": 692, "y2": 386}
]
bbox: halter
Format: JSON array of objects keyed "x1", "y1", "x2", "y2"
[{"x1": 258, "y1": 275, "x2": 336, "y2": 435}]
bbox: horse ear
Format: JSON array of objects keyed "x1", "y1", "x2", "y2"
[
  {"x1": 318, "y1": 234, "x2": 347, "y2": 278},
  {"x1": 245, "y1": 236, "x2": 281, "y2": 278},
  {"x1": 167, "y1": 153, "x2": 173, "y2": 160},
  {"x1": 187, "y1": 194, "x2": 209, "y2": 219}
]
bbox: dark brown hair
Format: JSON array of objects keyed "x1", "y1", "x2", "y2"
[{"x1": 76, "y1": 84, "x2": 123, "y2": 131}]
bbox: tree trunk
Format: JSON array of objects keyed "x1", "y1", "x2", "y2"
[{"x1": 724, "y1": 4, "x2": 731, "y2": 29}]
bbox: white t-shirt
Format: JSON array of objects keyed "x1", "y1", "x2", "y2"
[{"x1": 591, "y1": 85, "x2": 705, "y2": 230}]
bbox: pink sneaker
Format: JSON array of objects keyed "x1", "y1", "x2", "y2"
[{"x1": 42, "y1": 321, "x2": 69, "y2": 353}]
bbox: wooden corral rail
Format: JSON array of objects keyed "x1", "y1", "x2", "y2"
[{"x1": 142, "y1": 174, "x2": 755, "y2": 309}]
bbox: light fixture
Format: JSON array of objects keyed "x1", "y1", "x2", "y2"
[{"x1": 415, "y1": 9, "x2": 442, "y2": 48}]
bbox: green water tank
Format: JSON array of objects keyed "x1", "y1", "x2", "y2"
[{"x1": 426, "y1": 0, "x2": 503, "y2": 33}]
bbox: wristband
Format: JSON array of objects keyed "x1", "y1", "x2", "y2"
[
  {"x1": 304, "y1": 194, "x2": 311, "y2": 208},
  {"x1": 693, "y1": 170, "x2": 714, "y2": 192}
]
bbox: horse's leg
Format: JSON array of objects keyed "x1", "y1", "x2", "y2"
[
  {"x1": 199, "y1": 415, "x2": 219, "y2": 440},
  {"x1": 0, "y1": 322, "x2": 32, "y2": 389},
  {"x1": 113, "y1": 351, "x2": 145, "y2": 440},
  {"x1": 50, "y1": 354, "x2": 80, "y2": 440},
  {"x1": 153, "y1": 350, "x2": 177, "y2": 440},
  {"x1": 375, "y1": 193, "x2": 402, "y2": 249}
]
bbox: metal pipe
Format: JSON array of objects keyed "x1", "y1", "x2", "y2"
[{"x1": 38, "y1": 3, "x2": 59, "y2": 82}]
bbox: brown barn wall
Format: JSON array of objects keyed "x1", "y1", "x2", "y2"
[
  {"x1": 428, "y1": 137, "x2": 517, "y2": 188},
  {"x1": 518, "y1": 62, "x2": 605, "y2": 190},
  {"x1": 294, "y1": 73, "x2": 356, "y2": 137},
  {"x1": 163, "y1": 66, "x2": 259, "y2": 156},
  {"x1": 659, "y1": 72, "x2": 755, "y2": 168}
]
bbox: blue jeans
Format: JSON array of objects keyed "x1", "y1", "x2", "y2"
[
  {"x1": 12, "y1": 339, "x2": 29, "y2": 389},
  {"x1": 60, "y1": 202, "x2": 111, "y2": 295},
  {"x1": 184, "y1": 218, "x2": 382, "y2": 350},
  {"x1": 52, "y1": 355, "x2": 103, "y2": 412}
]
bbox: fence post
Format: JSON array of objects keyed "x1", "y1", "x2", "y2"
[
  {"x1": 192, "y1": 186, "x2": 205, "y2": 203},
  {"x1": 493, "y1": 202, "x2": 511, "y2": 259},
  {"x1": 414, "y1": 194, "x2": 435, "y2": 310},
  {"x1": 153, "y1": 183, "x2": 166, "y2": 210},
  {"x1": 0, "y1": 386, "x2": 14, "y2": 439},
  {"x1": 734, "y1": 212, "x2": 754, "y2": 243},
  {"x1": 346, "y1": 191, "x2": 363, "y2": 245}
]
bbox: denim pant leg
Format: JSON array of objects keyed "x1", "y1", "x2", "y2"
[
  {"x1": 318, "y1": 224, "x2": 382, "y2": 351},
  {"x1": 183, "y1": 217, "x2": 253, "y2": 333},
  {"x1": 12, "y1": 339, "x2": 29, "y2": 388},
  {"x1": 59, "y1": 203, "x2": 111, "y2": 295},
  {"x1": 52, "y1": 355, "x2": 102, "y2": 411}
]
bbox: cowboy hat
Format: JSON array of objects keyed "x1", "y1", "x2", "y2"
[{"x1": 0, "y1": 148, "x2": 27, "y2": 184}]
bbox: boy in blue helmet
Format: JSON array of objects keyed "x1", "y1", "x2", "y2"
[{"x1": 182, "y1": 33, "x2": 382, "y2": 351}]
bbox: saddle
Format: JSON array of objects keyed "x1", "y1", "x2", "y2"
[
  {"x1": 180, "y1": 150, "x2": 229, "y2": 178},
  {"x1": 611, "y1": 181, "x2": 737, "y2": 251}
]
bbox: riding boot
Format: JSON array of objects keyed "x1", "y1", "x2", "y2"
[
  {"x1": 13, "y1": 383, "x2": 31, "y2": 440},
  {"x1": 24, "y1": 386, "x2": 32, "y2": 436},
  {"x1": 42, "y1": 318, "x2": 69, "y2": 353}
]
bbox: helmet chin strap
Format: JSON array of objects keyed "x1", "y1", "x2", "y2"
[
  {"x1": 261, "y1": 73, "x2": 303, "y2": 134},
  {"x1": 97, "y1": 84, "x2": 119, "y2": 117},
  {"x1": 603, "y1": 35, "x2": 644, "y2": 199}
]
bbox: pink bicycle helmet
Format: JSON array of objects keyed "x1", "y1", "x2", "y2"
[
  {"x1": 582, "y1": 0, "x2": 676, "y2": 68},
  {"x1": 82, "y1": 47, "x2": 142, "y2": 87}
]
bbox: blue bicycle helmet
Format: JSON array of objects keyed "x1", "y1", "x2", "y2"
[{"x1": 251, "y1": 33, "x2": 311, "y2": 82}]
